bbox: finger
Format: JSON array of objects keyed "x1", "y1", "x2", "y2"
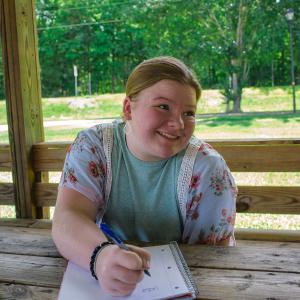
[
  {"x1": 117, "y1": 249, "x2": 144, "y2": 271},
  {"x1": 127, "y1": 245, "x2": 151, "y2": 269},
  {"x1": 111, "y1": 264, "x2": 144, "y2": 284},
  {"x1": 103, "y1": 278, "x2": 137, "y2": 297}
]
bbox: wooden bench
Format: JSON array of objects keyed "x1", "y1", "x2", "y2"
[
  {"x1": 1, "y1": 138, "x2": 300, "y2": 242},
  {"x1": 1, "y1": 219, "x2": 300, "y2": 299}
]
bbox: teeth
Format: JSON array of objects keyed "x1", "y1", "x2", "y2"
[{"x1": 158, "y1": 131, "x2": 178, "y2": 139}]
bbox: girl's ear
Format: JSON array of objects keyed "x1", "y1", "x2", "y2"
[{"x1": 123, "y1": 97, "x2": 132, "y2": 120}]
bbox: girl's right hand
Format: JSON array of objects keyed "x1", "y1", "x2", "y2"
[{"x1": 95, "y1": 244, "x2": 151, "y2": 296}]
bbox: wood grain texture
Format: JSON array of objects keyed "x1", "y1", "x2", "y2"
[
  {"x1": 0, "y1": 283, "x2": 59, "y2": 300},
  {"x1": 212, "y1": 144, "x2": 300, "y2": 172},
  {"x1": 0, "y1": 226, "x2": 59, "y2": 256},
  {"x1": 2, "y1": 138, "x2": 300, "y2": 171},
  {"x1": 33, "y1": 183, "x2": 300, "y2": 214},
  {"x1": 1, "y1": 222, "x2": 299, "y2": 273},
  {"x1": 180, "y1": 243, "x2": 300, "y2": 273},
  {"x1": 235, "y1": 229, "x2": 300, "y2": 242},
  {"x1": 31, "y1": 140, "x2": 300, "y2": 172},
  {"x1": 0, "y1": 223, "x2": 299, "y2": 299},
  {"x1": 0, "y1": 253, "x2": 65, "y2": 287},
  {"x1": 0, "y1": 183, "x2": 14, "y2": 205},
  {"x1": 0, "y1": 144, "x2": 12, "y2": 171},
  {"x1": 191, "y1": 268, "x2": 300, "y2": 300},
  {"x1": 0, "y1": 218, "x2": 39, "y2": 227},
  {"x1": 237, "y1": 186, "x2": 300, "y2": 213},
  {"x1": 1, "y1": 0, "x2": 45, "y2": 218}
]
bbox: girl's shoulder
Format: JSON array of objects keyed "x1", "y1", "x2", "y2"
[
  {"x1": 189, "y1": 136, "x2": 222, "y2": 159},
  {"x1": 188, "y1": 136, "x2": 228, "y2": 174}
]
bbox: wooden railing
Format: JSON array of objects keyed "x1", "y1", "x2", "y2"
[{"x1": 1, "y1": 138, "x2": 300, "y2": 241}]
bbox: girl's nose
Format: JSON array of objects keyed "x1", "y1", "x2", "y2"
[{"x1": 168, "y1": 114, "x2": 184, "y2": 129}]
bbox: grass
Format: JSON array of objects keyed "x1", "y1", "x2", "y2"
[
  {"x1": 1, "y1": 86, "x2": 300, "y2": 230},
  {"x1": 1, "y1": 86, "x2": 299, "y2": 123}
]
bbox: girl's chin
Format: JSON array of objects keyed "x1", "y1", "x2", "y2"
[{"x1": 153, "y1": 147, "x2": 183, "y2": 160}]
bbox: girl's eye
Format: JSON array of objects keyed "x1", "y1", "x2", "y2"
[
  {"x1": 158, "y1": 104, "x2": 169, "y2": 110},
  {"x1": 184, "y1": 111, "x2": 196, "y2": 117}
]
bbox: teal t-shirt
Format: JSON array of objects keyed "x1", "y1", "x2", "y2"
[{"x1": 103, "y1": 121, "x2": 184, "y2": 242}]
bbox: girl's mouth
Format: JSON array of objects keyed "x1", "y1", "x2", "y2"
[{"x1": 157, "y1": 131, "x2": 179, "y2": 140}]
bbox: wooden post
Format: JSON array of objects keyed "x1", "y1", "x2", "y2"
[{"x1": 0, "y1": 0, "x2": 47, "y2": 218}]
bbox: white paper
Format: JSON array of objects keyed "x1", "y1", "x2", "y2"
[{"x1": 58, "y1": 244, "x2": 195, "y2": 300}]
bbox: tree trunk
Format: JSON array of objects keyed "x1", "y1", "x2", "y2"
[
  {"x1": 231, "y1": 58, "x2": 242, "y2": 113},
  {"x1": 231, "y1": 0, "x2": 247, "y2": 113},
  {"x1": 271, "y1": 59, "x2": 275, "y2": 87},
  {"x1": 233, "y1": 92, "x2": 242, "y2": 113}
]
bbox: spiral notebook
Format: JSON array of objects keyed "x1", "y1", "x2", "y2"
[{"x1": 58, "y1": 241, "x2": 199, "y2": 300}]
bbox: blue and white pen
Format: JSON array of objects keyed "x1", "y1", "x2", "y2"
[{"x1": 100, "y1": 223, "x2": 151, "y2": 277}]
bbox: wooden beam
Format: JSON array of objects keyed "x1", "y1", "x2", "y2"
[
  {"x1": 33, "y1": 183, "x2": 300, "y2": 214},
  {"x1": 0, "y1": 183, "x2": 14, "y2": 205},
  {"x1": 0, "y1": 0, "x2": 45, "y2": 218},
  {"x1": 235, "y1": 228, "x2": 300, "y2": 242},
  {"x1": 31, "y1": 140, "x2": 300, "y2": 172},
  {"x1": 0, "y1": 143, "x2": 12, "y2": 171}
]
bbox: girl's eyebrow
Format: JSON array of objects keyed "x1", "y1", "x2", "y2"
[
  {"x1": 151, "y1": 96, "x2": 173, "y2": 102},
  {"x1": 151, "y1": 96, "x2": 196, "y2": 109}
]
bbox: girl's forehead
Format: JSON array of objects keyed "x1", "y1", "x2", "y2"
[{"x1": 140, "y1": 79, "x2": 197, "y2": 100}]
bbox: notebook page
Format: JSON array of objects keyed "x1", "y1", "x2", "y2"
[{"x1": 59, "y1": 244, "x2": 195, "y2": 300}]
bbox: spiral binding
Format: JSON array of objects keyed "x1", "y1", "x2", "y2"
[{"x1": 169, "y1": 241, "x2": 199, "y2": 298}]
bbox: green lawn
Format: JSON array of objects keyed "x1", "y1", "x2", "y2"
[
  {"x1": 1, "y1": 86, "x2": 300, "y2": 229},
  {"x1": 1, "y1": 86, "x2": 299, "y2": 123}
]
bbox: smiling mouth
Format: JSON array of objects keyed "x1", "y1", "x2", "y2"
[{"x1": 157, "y1": 131, "x2": 179, "y2": 140}]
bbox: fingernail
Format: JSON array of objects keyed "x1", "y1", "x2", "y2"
[{"x1": 145, "y1": 260, "x2": 150, "y2": 269}]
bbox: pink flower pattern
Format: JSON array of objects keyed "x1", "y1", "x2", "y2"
[{"x1": 60, "y1": 127, "x2": 237, "y2": 246}]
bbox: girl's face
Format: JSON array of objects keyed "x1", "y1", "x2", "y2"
[{"x1": 123, "y1": 79, "x2": 197, "y2": 161}]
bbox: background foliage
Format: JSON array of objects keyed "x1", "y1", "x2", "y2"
[{"x1": 1, "y1": 0, "x2": 300, "y2": 107}]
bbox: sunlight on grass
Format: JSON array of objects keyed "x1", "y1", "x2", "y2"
[
  {"x1": 233, "y1": 172, "x2": 300, "y2": 186},
  {"x1": 0, "y1": 206, "x2": 15, "y2": 218},
  {"x1": 235, "y1": 213, "x2": 300, "y2": 230}
]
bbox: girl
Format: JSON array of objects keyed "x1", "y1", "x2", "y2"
[{"x1": 52, "y1": 56, "x2": 237, "y2": 297}]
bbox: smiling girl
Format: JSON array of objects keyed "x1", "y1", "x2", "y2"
[{"x1": 52, "y1": 56, "x2": 237, "y2": 297}]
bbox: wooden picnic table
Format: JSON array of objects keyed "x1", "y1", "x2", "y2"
[{"x1": 0, "y1": 219, "x2": 299, "y2": 300}]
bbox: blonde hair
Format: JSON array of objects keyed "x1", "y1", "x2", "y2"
[{"x1": 125, "y1": 56, "x2": 201, "y2": 101}]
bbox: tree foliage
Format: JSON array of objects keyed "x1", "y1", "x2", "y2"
[{"x1": 1, "y1": 0, "x2": 299, "y2": 111}]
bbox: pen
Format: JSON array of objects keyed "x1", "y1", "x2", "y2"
[{"x1": 100, "y1": 223, "x2": 151, "y2": 277}]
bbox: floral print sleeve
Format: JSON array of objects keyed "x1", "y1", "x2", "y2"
[
  {"x1": 182, "y1": 142, "x2": 237, "y2": 245},
  {"x1": 59, "y1": 125, "x2": 107, "y2": 209}
]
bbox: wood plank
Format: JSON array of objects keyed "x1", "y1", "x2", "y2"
[
  {"x1": 235, "y1": 228, "x2": 300, "y2": 242},
  {"x1": 1, "y1": 0, "x2": 45, "y2": 218},
  {"x1": 237, "y1": 186, "x2": 300, "y2": 214},
  {"x1": 0, "y1": 144, "x2": 12, "y2": 171},
  {"x1": 1, "y1": 224, "x2": 299, "y2": 274},
  {"x1": 191, "y1": 268, "x2": 300, "y2": 300},
  {"x1": 0, "y1": 183, "x2": 14, "y2": 205},
  {"x1": 0, "y1": 252, "x2": 299, "y2": 300},
  {"x1": 33, "y1": 183, "x2": 300, "y2": 214},
  {"x1": 0, "y1": 253, "x2": 65, "y2": 287},
  {"x1": 32, "y1": 142, "x2": 70, "y2": 171},
  {"x1": 180, "y1": 243, "x2": 300, "y2": 274},
  {"x1": 0, "y1": 218, "x2": 39, "y2": 227},
  {"x1": 207, "y1": 138, "x2": 300, "y2": 145},
  {"x1": 212, "y1": 144, "x2": 300, "y2": 172},
  {"x1": 0, "y1": 283, "x2": 58, "y2": 300},
  {"x1": 34, "y1": 182, "x2": 58, "y2": 207},
  {"x1": 0, "y1": 271, "x2": 299, "y2": 300},
  {"x1": 0, "y1": 226, "x2": 59, "y2": 257},
  {"x1": 1, "y1": 219, "x2": 299, "y2": 243},
  {"x1": 31, "y1": 140, "x2": 300, "y2": 172}
]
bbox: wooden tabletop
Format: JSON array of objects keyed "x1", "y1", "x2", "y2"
[{"x1": 0, "y1": 219, "x2": 300, "y2": 300}]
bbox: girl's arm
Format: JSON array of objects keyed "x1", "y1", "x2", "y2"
[
  {"x1": 52, "y1": 187, "x2": 150, "y2": 296},
  {"x1": 182, "y1": 150, "x2": 237, "y2": 246}
]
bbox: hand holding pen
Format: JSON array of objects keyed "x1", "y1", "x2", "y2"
[{"x1": 100, "y1": 223, "x2": 151, "y2": 277}]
